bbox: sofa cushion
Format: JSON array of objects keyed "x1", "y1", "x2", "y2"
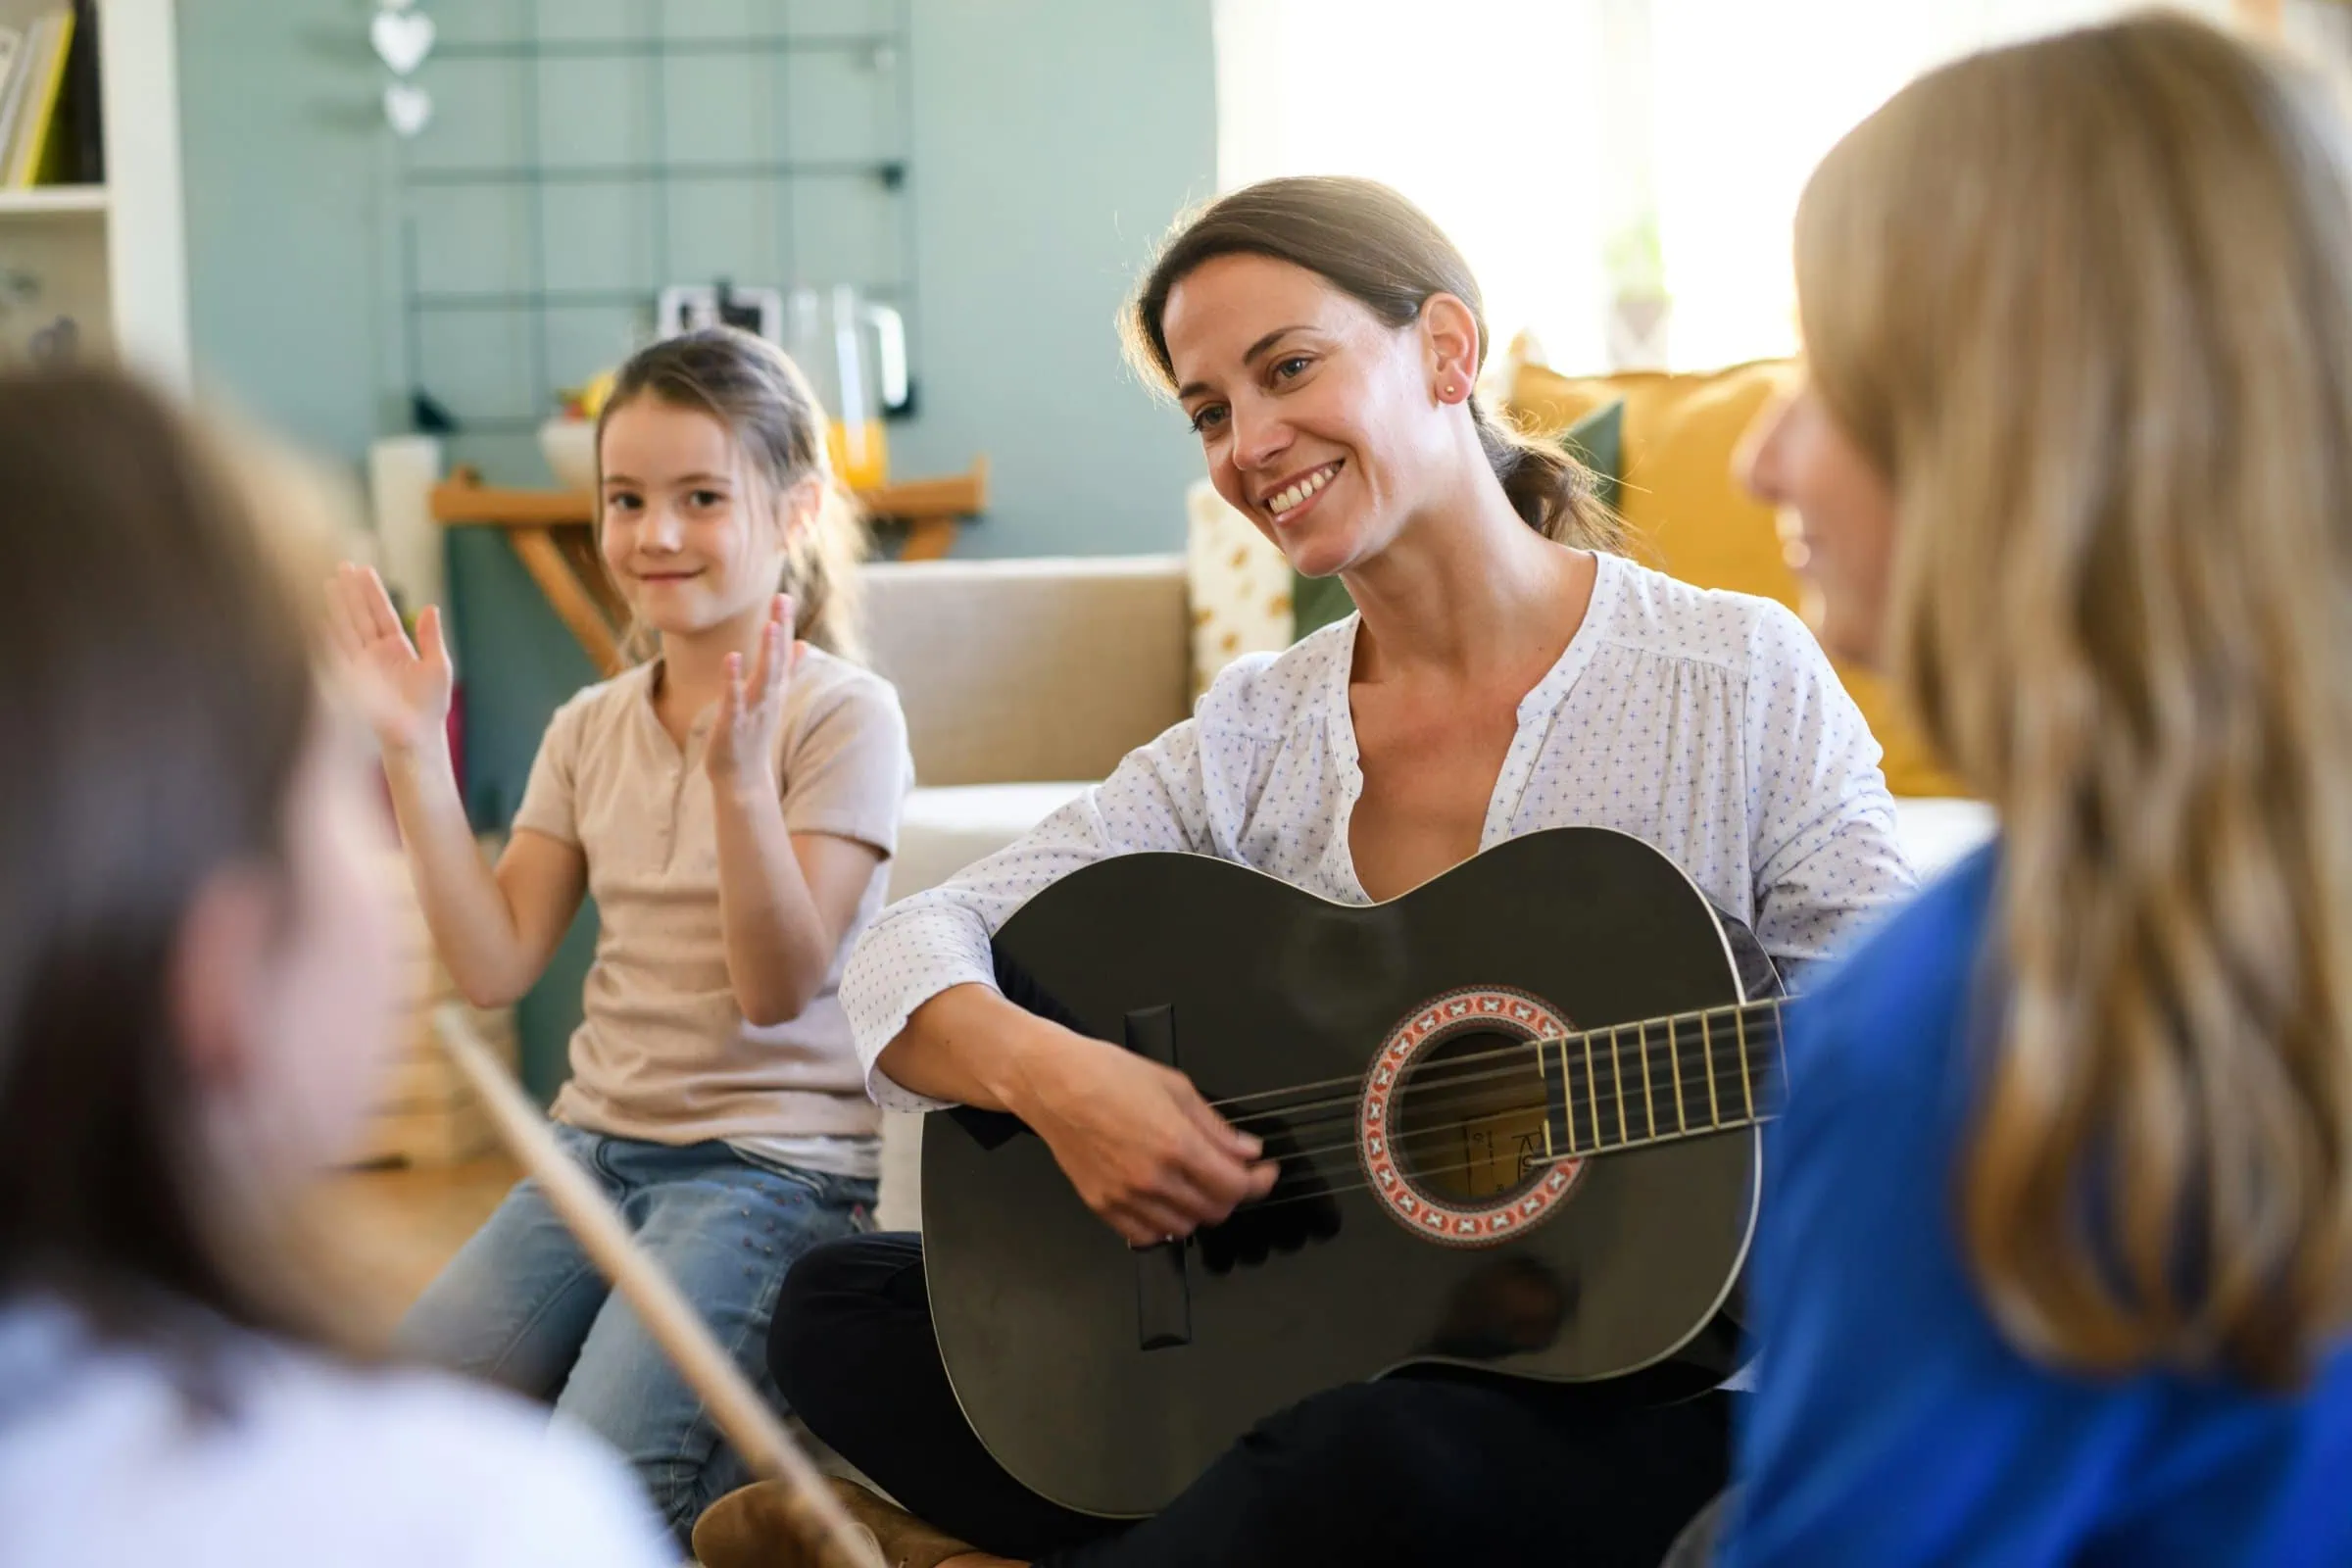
[
  {"x1": 888, "y1": 781, "x2": 1093, "y2": 904},
  {"x1": 860, "y1": 557, "x2": 1191, "y2": 786}
]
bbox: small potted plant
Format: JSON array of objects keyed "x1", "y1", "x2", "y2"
[{"x1": 539, "y1": 367, "x2": 616, "y2": 493}]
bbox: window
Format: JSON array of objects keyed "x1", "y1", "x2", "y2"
[{"x1": 1213, "y1": 0, "x2": 2234, "y2": 373}]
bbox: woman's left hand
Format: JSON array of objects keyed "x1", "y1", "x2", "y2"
[{"x1": 707, "y1": 594, "x2": 803, "y2": 793}]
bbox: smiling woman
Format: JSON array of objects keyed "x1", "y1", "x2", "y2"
[
  {"x1": 1126, "y1": 177, "x2": 1621, "y2": 571},
  {"x1": 707, "y1": 177, "x2": 1918, "y2": 1568}
]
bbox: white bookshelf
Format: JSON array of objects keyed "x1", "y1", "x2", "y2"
[
  {"x1": 0, "y1": 0, "x2": 186, "y2": 388},
  {"x1": 0, "y1": 182, "x2": 103, "y2": 214}
]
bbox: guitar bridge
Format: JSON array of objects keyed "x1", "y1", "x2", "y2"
[{"x1": 1126, "y1": 1004, "x2": 1193, "y2": 1350}]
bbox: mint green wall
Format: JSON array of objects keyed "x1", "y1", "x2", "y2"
[
  {"x1": 178, "y1": 5, "x2": 395, "y2": 463},
  {"x1": 884, "y1": 1, "x2": 1217, "y2": 557},
  {"x1": 178, "y1": 2, "x2": 1214, "y2": 1100},
  {"x1": 179, "y1": 1, "x2": 1216, "y2": 559}
]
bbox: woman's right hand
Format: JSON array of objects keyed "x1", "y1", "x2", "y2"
[
  {"x1": 1012, "y1": 1023, "x2": 1282, "y2": 1248},
  {"x1": 326, "y1": 563, "x2": 455, "y2": 756}
]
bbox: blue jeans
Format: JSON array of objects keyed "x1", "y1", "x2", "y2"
[{"x1": 398, "y1": 1124, "x2": 874, "y2": 1543}]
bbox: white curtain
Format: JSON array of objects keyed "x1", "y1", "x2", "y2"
[{"x1": 1212, "y1": 0, "x2": 2233, "y2": 374}]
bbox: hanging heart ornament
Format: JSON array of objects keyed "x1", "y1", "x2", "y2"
[
  {"x1": 371, "y1": 9, "x2": 436, "y2": 76},
  {"x1": 384, "y1": 81, "x2": 433, "y2": 137}
]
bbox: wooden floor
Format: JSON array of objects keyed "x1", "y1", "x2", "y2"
[{"x1": 313, "y1": 1155, "x2": 520, "y2": 1340}]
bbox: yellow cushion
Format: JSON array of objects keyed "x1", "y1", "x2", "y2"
[{"x1": 1507, "y1": 358, "x2": 1967, "y2": 799}]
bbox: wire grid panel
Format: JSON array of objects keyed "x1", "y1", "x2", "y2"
[{"x1": 395, "y1": 0, "x2": 914, "y2": 482}]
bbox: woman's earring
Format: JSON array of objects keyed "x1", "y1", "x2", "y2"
[{"x1": 1440, "y1": 382, "x2": 1457, "y2": 401}]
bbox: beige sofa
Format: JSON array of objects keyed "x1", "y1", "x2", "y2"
[
  {"x1": 862, "y1": 554, "x2": 1196, "y2": 905},
  {"x1": 855, "y1": 555, "x2": 1998, "y2": 1228}
]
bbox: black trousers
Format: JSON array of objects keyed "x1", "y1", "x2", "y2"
[{"x1": 770, "y1": 1233, "x2": 1733, "y2": 1568}]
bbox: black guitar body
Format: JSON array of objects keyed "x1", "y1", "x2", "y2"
[{"x1": 921, "y1": 827, "x2": 1770, "y2": 1518}]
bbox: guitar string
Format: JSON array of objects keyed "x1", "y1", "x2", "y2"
[
  {"x1": 1247, "y1": 1056, "x2": 1773, "y2": 1171},
  {"x1": 1219, "y1": 1034, "x2": 1781, "y2": 1138},
  {"x1": 1211, "y1": 1020, "x2": 1785, "y2": 1138},
  {"x1": 1198, "y1": 1008, "x2": 1787, "y2": 1117},
  {"x1": 1194, "y1": 998, "x2": 1789, "y2": 1117},
  {"x1": 1220, "y1": 1046, "x2": 1779, "y2": 1160},
  {"x1": 1184, "y1": 1115, "x2": 1771, "y2": 1232}
]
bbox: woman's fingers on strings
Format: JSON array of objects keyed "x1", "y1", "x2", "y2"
[
  {"x1": 1177, "y1": 1128, "x2": 1271, "y2": 1213},
  {"x1": 1151, "y1": 1163, "x2": 1232, "y2": 1227},
  {"x1": 1179, "y1": 1086, "x2": 1262, "y2": 1162},
  {"x1": 1245, "y1": 1156, "x2": 1282, "y2": 1199}
]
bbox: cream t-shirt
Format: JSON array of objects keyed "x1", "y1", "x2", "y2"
[{"x1": 514, "y1": 648, "x2": 912, "y2": 1148}]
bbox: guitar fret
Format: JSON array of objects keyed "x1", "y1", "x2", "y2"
[
  {"x1": 1558, "y1": 1037, "x2": 1581, "y2": 1155},
  {"x1": 1536, "y1": 1029, "x2": 1556, "y2": 1160},
  {"x1": 1638, "y1": 1020, "x2": 1656, "y2": 1143},
  {"x1": 1522, "y1": 1001, "x2": 1791, "y2": 1159},
  {"x1": 1583, "y1": 1032, "x2": 1602, "y2": 1151},
  {"x1": 1701, "y1": 1011, "x2": 1722, "y2": 1127},
  {"x1": 1669, "y1": 1017, "x2": 1688, "y2": 1132},
  {"x1": 1737, "y1": 1006, "x2": 1755, "y2": 1121},
  {"x1": 1609, "y1": 1027, "x2": 1628, "y2": 1146}
]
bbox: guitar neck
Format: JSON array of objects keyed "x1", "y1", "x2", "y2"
[{"x1": 1541, "y1": 997, "x2": 1787, "y2": 1158}]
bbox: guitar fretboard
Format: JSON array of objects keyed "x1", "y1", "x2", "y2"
[{"x1": 1539, "y1": 998, "x2": 1788, "y2": 1157}]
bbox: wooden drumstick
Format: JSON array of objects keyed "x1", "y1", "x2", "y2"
[{"x1": 433, "y1": 1005, "x2": 887, "y2": 1568}]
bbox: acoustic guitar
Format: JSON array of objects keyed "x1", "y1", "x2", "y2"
[{"x1": 921, "y1": 826, "x2": 1790, "y2": 1518}]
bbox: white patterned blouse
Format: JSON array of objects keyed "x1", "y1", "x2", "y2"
[{"x1": 843, "y1": 552, "x2": 1917, "y2": 1112}]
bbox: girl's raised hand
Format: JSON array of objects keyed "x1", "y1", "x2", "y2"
[
  {"x1": 324, "y1": 562, "x2": 455, "y2": 756},
  {"x1": 706, "y1": 594, "x2": 803, "y2": 793}
]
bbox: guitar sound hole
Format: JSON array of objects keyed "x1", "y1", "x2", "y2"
[{"x1": 1392, "y1": 1030, "x2": 1551, "y2": 1204}]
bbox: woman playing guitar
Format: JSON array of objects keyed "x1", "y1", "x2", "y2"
[{"x1": 700, "y1": 176, "x2": 1916, "y2": 1567}]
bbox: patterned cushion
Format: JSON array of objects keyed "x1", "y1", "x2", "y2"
[{"x1": 1185, "y1": 477, "x2": 1294, "y2": 698}]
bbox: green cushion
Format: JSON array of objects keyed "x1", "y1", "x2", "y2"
[
  {"x1": 1561, "y1": 396, "x2": 1624, "y2": 514},
  {"x1": 1291, "y1": 398, "x2": 1626, "y2": 639},
  {"x1": 1291, "y1": 565, "x2": 1358, "y2": 641}
]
